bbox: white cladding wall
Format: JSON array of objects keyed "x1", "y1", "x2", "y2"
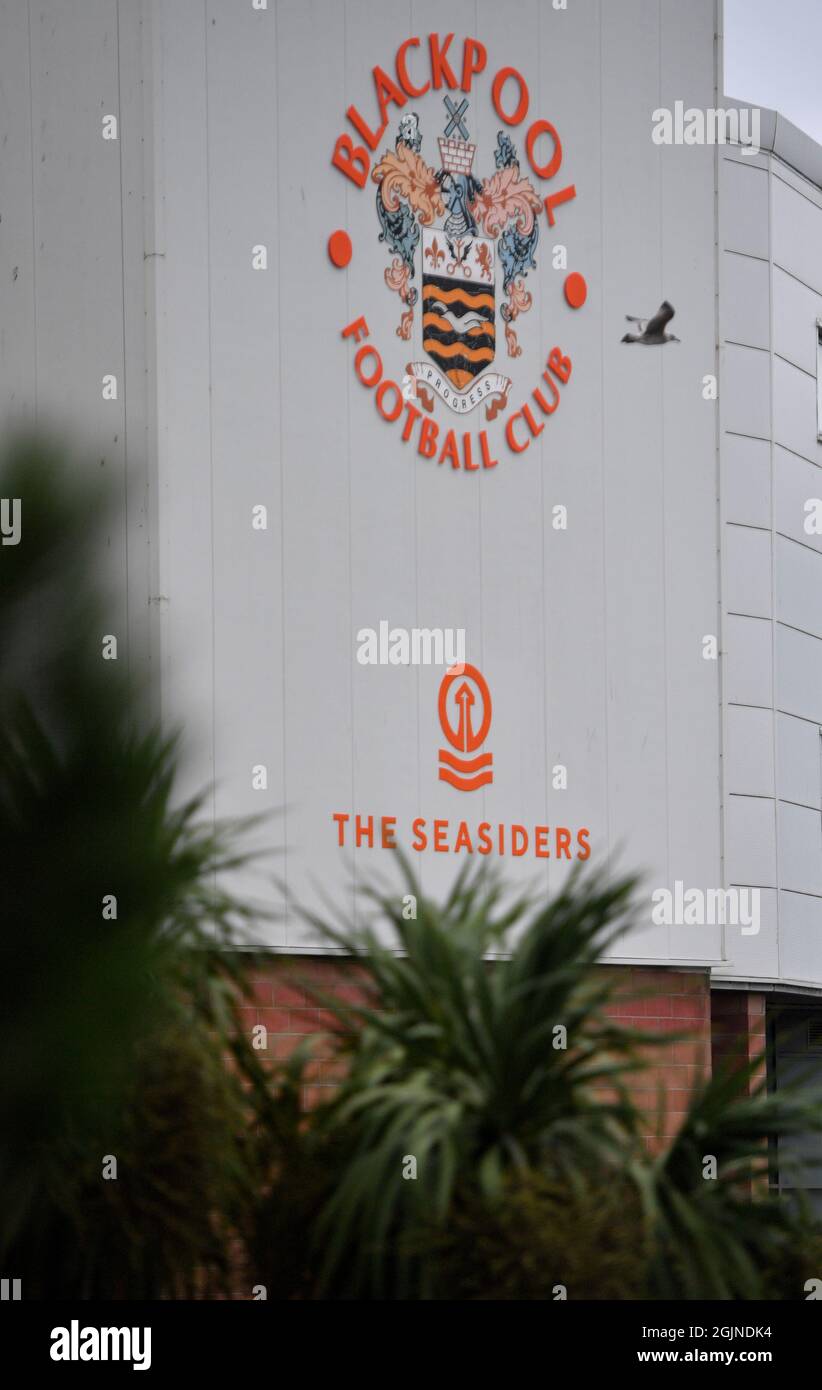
[
  {"x1": 149, "y1": 0, "x2": 722, "y2": 957},
  {"x1": 0, "y1": 0, "x2": 154, "y2": 696},
  {"x1": 0, "y1": 0, "x2": 726, "y2": 964},
  {"x1": 720, "y1": 146, "x2": 822, "y2": 988}
]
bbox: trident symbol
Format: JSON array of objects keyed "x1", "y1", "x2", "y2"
[
  {"x1": 453, "y1": 680, "x2": 476, "y2": 751},
  {"x1": 438, "y1": 664, "x2": 494, "y2": 792}
]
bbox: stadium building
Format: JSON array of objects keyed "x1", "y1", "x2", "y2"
[{"x1": 2, "y1": 0, "x2": 822, "y2": 1196}]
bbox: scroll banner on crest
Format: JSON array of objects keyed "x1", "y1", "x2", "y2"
[{"x1": 404, "y1": 362, "x2": 512, "y2": 419}]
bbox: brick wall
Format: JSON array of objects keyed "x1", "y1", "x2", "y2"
[
  {"x1": 603, "y1": 966, "x2": 712, "y2": 1142},
  {"x1": 710, "y1": 989, "x2": 767, "y2": 1092},
  {"x1": 240, "y1": 957, "x2": 370, "y2": 1108},
  {"x1": 243, "y1": 957, "x2": 713, "y2": 1136}
]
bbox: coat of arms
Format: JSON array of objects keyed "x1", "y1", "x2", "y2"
[{"x1": 372, "y1": 100, "x2": 542, "y2": 420}]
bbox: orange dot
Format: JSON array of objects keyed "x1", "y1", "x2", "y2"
[
  {"x1": 564, "y1": 272, "x2": 587, "y2": 309},
  {"x1": 328, "y1": 229, "x2": 352, "y2": 269}
]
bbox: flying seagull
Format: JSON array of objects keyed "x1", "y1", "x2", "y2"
[{"x1": 621, "y1": 301, "x2": 680, "y2": 345}]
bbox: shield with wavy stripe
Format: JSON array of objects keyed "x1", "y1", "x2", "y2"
[{"x1": 421, "y1": 228, "x2": 495, "y2": 390}]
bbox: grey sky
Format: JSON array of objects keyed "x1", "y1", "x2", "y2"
[{"x1": 725, "y1": 0, "x2": 822, "y2": 143}]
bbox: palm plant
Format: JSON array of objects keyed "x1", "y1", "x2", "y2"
[
  {"x1": 636, "y1": 1063, "x2": 822, "y2": 1299},
  {"x1": 269, "y1": 859, "x2": 822, "y2": 1300},
  {"x1": 286, "y1": 861, "x2": 659, "y2": 1297}
]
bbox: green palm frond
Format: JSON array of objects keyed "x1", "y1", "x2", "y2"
[{"x1": 294, "y1": 857, "x2": 660, "y2": 1296}]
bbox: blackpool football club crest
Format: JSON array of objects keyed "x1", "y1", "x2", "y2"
[{"x1": 372, "y1": 98, "x2": 542, "y2": 421}]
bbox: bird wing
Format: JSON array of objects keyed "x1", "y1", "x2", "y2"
[
  {"x1": 645, "y1": 301, "x2": 675, "y2": 336},
  {"x1": 625, "y1": 315, "x2": 647, "y2": 328}
]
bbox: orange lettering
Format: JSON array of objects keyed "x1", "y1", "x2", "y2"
[
  {"x1": 332, "y1": 812, "x2": 349, "y2": 846},
  {"x1": 429, "y1": 32, "x2": 459, "y2": 90},
  {"x1": 396, "y1": 38, "x2": 430, "y2": 98},
  {"x1": 402, "y1": 401, "x2": 421, "y2": 440},
  {"x1": 433, "y1": 819, "x2": 449, "y2": 852},
  {"x1": 374, "y1": 66, "x2": 407, "y2": 129},
  {"x1": 412, "y1": 817, "x2": 428, "y2": 851},
  {"x1": 512, "y1": 825, "x2": 528, "y2": 857},
  {"x1": 381, "y1": 816, "x2": 397, "y2": 849},
  {"x1": 533, "y1": 377, "x2": 560, "y2": 415},
  {"x1": 438, "y1": 429, "x2": 460, "y2": 469},
  {"x1": 544, "y1": 184, "x2": 577, "y2": 227},
  {"x1": 522, "y1": 403, "x2": 544, "y2": 438},
  {"x1": 355, "y1": 344, "x2": 382, "y2": 388},
  {"x1": 526, "y1": 119, "x2": 562, "y2": 181},
  {"x1": 506, "y1": 412, "x2": 529, "y2": 453},
  {"x1": 461, "y1": 37, "x2": 487, "y2": 92},
  {"x1": 454, "y1": 821, "x2": 474, "y2": 853},
  {"x1": 492, "y1": 66, "x2": 529, "y2": 126},
  {"x1": 556, "y1": 827, "x2": 572, "y2": 859},
  {"x1": 419, "y1": 417, "x2": 439, "y2": 458},
  {"x1": 480, "y1": 430, "x2": 498, "y2": 469},
  {"x1": 342, "y1": 315, "x2": 369, "y2": 343},
  {"x1": 346, "y1": 103, "x2": 384, "y2": 152},
  {"x1": 332, "y1": 133, "x2": 370, "y2": 188},
  {"x1": 477, "y1": 823, "x2": 493, "y2": 855},
  {"x1": 548, "y1": 347, "x2": 572, "y2": 383},
  {"x1": 355, "y1": 814, "x2": 374, "y2": 848},
  {"x1": 376, "y1": 379, "x2": 403, "y2": 422}
]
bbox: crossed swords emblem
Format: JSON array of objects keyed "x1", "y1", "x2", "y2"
[{"x1": 443, "y1": 94, "x2": 470, "y2": 140}]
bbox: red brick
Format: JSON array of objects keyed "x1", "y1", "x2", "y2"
[
  {"x1": 651, "y1": 996, "x2": 676, "y2": 1018},
  {"x1": 317, "y1": 1007, "x2": 350, "y2": 1031},
  {"x1": 254, "y1": 1008, "x2": 291, "y2": 1033},
  {"x1": 670, "y1": 996, "x2": 707, "y2": 1020},
  {"x1": 333, "y1": 983, "x2": 374, "y2": 1006},
  {"x1": 679, "y1": 973, "x2": 709, "y2": 995},
  {"x1": 272, "y1": 981, "x2": 312, "y2": 1008},
  {"x1": 249, "y1": 979, "x2": 274, "y2": 1005},
  {"x1": 240, "y1": 956, "x2": 718, "y2": 1143},
  {"x1": 287, "y1": 1008, "x2": 322, "y2": 1034}
]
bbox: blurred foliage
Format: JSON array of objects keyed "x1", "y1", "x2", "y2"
[
  {"x1": 636, "y1": 1060, "x2": 822, "y2": 1299},
  {"x1": 255, "y1": 860, "x2": 822, "y2": 1300},
  {"x1": 0, "y1": 436, "x2": 270, "y2": 1297},
  {"x1": 422, "y1": 1172, "x2": 650, "y2": 1300},
  {"x1": 294, "y1": 864, "x2": 653, "y2": 1297}
]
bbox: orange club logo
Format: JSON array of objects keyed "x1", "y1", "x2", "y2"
[
  {"x1": 331, "y1": 659, "x2": 592, "y2": 858},
  {"x1": 328, "y1": 32, "x2": 588, "y2": 470},
  {"x1": 438, "y1": 663, "x2": 493, "y2": 791}
]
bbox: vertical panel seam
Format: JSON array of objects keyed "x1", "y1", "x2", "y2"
[
  {"x1": 27, "y1": 0, "x2": 38, "y2": 417},
  {"x1": 116, "y1": 0, "x2": 131, "y2": 679},
  {"x1": 274, "y1": 0, "x2": 288, "y2": 940},
  {"x1": 204, "y1": 0, "x2": 217, "y2": 885},
  {"x1": 598, "y1": 0, "x2": 611, "y2": 871}
]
